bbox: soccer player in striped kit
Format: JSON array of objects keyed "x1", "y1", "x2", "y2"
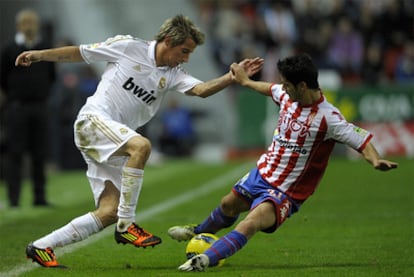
[
  {"x1": 170, "y1": 53, "x2": 398, "y2": 271},
  {"x1": 14, "y1": 15, "x2": 264, "y2": 268}
]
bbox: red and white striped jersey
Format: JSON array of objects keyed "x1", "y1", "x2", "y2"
[{"x1": 257, "y1": 84, "x2": 373, "y2": 203}]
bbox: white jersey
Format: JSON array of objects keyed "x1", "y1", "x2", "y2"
[
  {"x1": 78, "y1": 35, "x2": 203, "y2": 130},
  {"x1": 258, "y1": 84, "x2": 373, "y2": 203}
]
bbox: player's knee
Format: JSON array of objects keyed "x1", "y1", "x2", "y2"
[
  {"x1": 220, "y1": 201, "x2": 234, "y2": 216},
  {"x1": 128, "y1": 136, "x2": 152, "y2": 160},
  {"x1": 220, "y1": 196, "x2": 240, "y2": 217},
  {"x1": 220, "y1": 193, "x2": 248, "y2": 217}
]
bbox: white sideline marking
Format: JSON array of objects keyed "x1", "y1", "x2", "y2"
[{"x1": 2, "y1": 163, "x2": 251, "y2": 276}]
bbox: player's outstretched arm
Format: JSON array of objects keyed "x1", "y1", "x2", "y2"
[
  {"x1": 230, "y1": 63, "x2": 272, "y2": 96},
  {"x1": 15, "y1": 46, "x2": 83, "y2": 67},
  {"x1": 361, "y1": 142, "x2": 398, "y2": 171},
  {"x1": 189, "y1": 57, "x2": 264, "y2": 98}
]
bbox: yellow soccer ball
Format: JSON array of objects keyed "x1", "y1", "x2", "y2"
[{"x1": 185, "y1": 233, "x2": 225, "y2": 267}]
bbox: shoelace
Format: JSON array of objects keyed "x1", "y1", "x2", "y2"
[
  {"x1": 130, "y1": 224, "x2": 151, "y2": 237},
  {"x1": 45, "y1": 248, "x2": 56, "y2": 259}
]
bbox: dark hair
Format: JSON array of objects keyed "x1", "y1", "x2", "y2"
[
  {"x1": 155, "y1": 15, "x2": 205, "y2": 47},
  {"x1": 277, "y1": 53, "x2": 319, "y2": 89}
]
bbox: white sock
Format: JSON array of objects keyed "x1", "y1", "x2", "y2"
[
  {"x1": 117, "y1": 167, "x2": 143, "y2": 232},
  {"x1": 33, "y1": 212, "x2": 103, "y2": 249}
]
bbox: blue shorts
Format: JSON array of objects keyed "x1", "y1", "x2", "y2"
[{"x1": 232, "y1": 167, "x2": 300, "y2": 233}]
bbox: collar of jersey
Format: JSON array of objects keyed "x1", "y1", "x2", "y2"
[
  {"x1": 300, "y1": 92, "x2": 325, "y2": 108},
  {"x1": 149, "y1": 40, "x2": 169, "y2": 71}
]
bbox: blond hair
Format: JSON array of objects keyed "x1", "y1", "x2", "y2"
[{"x1": 155, "y1": 15, "x2": 205, "y2": 47}]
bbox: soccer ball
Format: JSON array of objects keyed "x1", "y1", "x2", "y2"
[{"x1": 185, "y1": 233, "x2": 225, "y2": 266}]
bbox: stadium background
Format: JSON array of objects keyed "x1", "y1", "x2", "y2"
[
  {"x1": 0, "y1": 0, "x2": 413, "y2": 166},
  {"x1": 0, "y1": 1, "x2": 413, "y2": 276}
]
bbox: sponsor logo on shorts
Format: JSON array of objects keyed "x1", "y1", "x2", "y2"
[
  {"x1": 235, "y1": 184, "x2": 252, "y2": 200},
  {"x1": 279, "y1": 201, "x2": 290, "y2": 222}
]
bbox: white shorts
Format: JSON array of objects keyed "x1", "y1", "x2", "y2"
[{"x1": 74, "y1": 114, "x2": 140, "y2": 206}]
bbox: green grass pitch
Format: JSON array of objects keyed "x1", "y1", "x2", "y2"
[{"x1": 0, "y1": 157, "x2": 413, "y2": 276}]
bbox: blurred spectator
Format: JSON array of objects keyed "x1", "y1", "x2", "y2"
[
  {"x1": 0, "y1": 9, "x2": 56, "y2": 207},
  {"x1": 193, "y1": 0, "x2": 414, "y2": 86},
  {"x1": 159, "y1": 98, "x2": 196, "y2": 157},
  {"x1": 356, "y1": 1, "x2": 383, "y2": 46},
  {"x1": 379, "y1": 0, "x2": 412, "y2": 51},
  {"x1": 327, "y1": 16, "x2": 364, "y2": 84},
  {"x1": 262, "y1": 1, "x2": 297, "y2": 58},
  {"x1": 209, "y1": 0, "x2": 248, "y2": 74},
  {"x1": 383, "y1": 38, "x2": 406, "y2": 81},
  {"x1": 294, "y1": 0, "x2": 332, "y2": 68},
  {"x1": 194, "y1": 0, "x2": 216, "y2": 29},
  {"x1": 360, "y1": 42, "x2": 385, "y2": 85},
  {"x1": 394, "y1": 40, "x2": 414, "y2": 84}
]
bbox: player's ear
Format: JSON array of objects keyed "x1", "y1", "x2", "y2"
[{"x1": 164, "y1": 37, "x2": 172, "y2": 47}]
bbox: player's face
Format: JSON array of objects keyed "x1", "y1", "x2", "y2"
[
  {"x1": 280, "y1": 76, "x2": 301, "y2": 102},
  {"x1": 163, "y1": 38, "x2": 197, "y2": 67}
]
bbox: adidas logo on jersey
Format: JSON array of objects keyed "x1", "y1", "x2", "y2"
[{"x1": 122, "y1": 77, "x2": 157, "y2": 105}]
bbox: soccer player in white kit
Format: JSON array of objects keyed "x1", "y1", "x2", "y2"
[
  {"x1": 14, "y1": 15, "x2": 264, "y2": 268},
  {"x1": 169, "y1": 53, "x2": 398, "y2": 271}
]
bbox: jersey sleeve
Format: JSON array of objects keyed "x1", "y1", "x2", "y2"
[
  {"x1": 326, "y1": 110, "x2": 373, "y2": 152},
  {"x1": 170, "y1": 66, "x2": 203, "y2": 94},
  {"x1": 79, "y1": 35, "x2": 132, "y2": 64},
  {"x1": 270, "y1": 84, "x2": 285, "y2": 105}
]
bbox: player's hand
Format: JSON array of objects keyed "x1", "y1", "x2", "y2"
[
  {"x1": 373, "y1": 159, "x2": 398, "y2": 171},
  {"x1": 230, "y1": 63, "x2": 249, "y2": 85},
  {"x1": 238, "y1": 57, "x2": 264, "y2": 77},
  {"x1": 15, "y1": 50, "x2": 42, "y2": 67}
]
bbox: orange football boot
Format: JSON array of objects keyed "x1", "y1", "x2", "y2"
[
  {"x1": 115, "y1": 223, "x2": 161, "y2": 248},
  {"x1": 26, "y1": 243, "x2": 66, "y2": 268}
]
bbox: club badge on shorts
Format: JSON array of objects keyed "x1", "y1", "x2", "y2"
[{"x1": 119, "y1": 128, "x2": 129, "y2": 135}]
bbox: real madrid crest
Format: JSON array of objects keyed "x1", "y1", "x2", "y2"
[
  {"x1": 158, "y1": 77, "x2": 166, "y2": 89},
  {"x1": 119, "y1": 128, "x2": 129, "y2": 135}
]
